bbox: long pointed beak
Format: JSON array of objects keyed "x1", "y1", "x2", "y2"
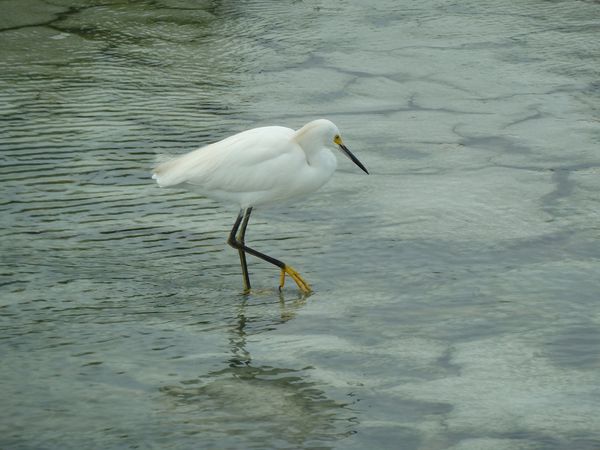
[{"x1": 339, "y1": 144, "x2": 369, "y2": 174}]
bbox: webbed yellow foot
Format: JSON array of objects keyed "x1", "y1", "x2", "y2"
[{"x1": 279, "y1": 265, "x2": 312, "y2": 294}]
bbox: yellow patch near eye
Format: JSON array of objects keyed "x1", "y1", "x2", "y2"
[{"x1": 334, "y1": 135, "x2": 343, "y2": 145}]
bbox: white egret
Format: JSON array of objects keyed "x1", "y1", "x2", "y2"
[{"x1": 152, "y1": 118, "x2": 368, "y2": 294}]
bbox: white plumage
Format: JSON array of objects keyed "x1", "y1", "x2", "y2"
[{"x1": 152, "y1": 118, "x2": 368, "y2": 293}]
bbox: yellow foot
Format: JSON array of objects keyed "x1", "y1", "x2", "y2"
[{"x1": 279, "y1": 265, "x2": 312, "y2": 294}]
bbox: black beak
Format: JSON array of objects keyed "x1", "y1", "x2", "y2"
[{"x1": 339, "y1": 144, "x2": 369, "y2": 174}]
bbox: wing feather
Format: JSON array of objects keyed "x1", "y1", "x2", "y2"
[{"x1": 152, "y1": 126, "x2": 304, "y2": 196}]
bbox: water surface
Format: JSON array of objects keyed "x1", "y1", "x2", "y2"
[{"x1": 1, "y1": 0, "x2": 599, "y2": 449}]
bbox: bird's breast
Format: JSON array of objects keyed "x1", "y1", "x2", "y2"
[{"x1": 290, "y1": 148, "x2": 337, "y2": 193}]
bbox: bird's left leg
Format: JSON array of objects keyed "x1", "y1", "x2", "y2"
[
  {"x1": 228, "y1": 209, "x2": 251, "y2": 292},
  {"x1": 227, "y1": 208, "x2": 311, "y2": 294},
  {"x1": 236, "y1": 207, "x2": 252, "y2": 292}
]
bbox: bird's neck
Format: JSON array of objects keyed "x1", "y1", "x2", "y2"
[{"x1": 293, "y1": 126, "x2": 327, "y2": 157}]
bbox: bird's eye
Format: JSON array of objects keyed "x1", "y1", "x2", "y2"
[{"x1": 334, "y1": 134, "x2": 341, "y2": 144}]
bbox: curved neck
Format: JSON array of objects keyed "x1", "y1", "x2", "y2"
[{"x1": 293, "y1": 123, "x2": 329, "y2": 157}]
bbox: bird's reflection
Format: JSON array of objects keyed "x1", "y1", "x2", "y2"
[
  {"x1": 227, "y1": 291, "x2": 308, "y2": 368},
  {"x1": 160, "y1": 291, "x2": 356, "y2": 447}
]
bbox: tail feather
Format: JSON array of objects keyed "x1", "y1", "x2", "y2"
[
  {"x1": 151, "y1": 149, "x2": 208, "y2": 187},
  {"x1": 152, "y1": 153, "x2": 179, "y2": 187}
]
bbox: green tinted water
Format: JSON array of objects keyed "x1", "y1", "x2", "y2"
[{"x1": 1, "y1": 1, "x2": 599, "y2": 449}]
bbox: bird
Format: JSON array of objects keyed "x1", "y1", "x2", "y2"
[{"x1": 152, "y1": 118, "x2": 368, "y2": 294}]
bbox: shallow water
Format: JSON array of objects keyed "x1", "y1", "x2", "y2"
[{"x1": 1, "y1": 0, "x2": 599, "y2": 449}]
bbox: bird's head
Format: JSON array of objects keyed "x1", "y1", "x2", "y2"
[{"x1": 297, "y1": 119, "x2": 369, "y2": 174}]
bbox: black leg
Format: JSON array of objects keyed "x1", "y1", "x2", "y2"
[
  {"x1": 227, "y1": 208, "x2": 311, "y2": 293},
  {"x1": 228, "y1": 209, "x2": 251, "y2": 292},
  {"x1": 237, "y1": 208, "x2": 252, "y2": 291},
  {"x1": 228, "y1": 208, "x2": 286, "y2": 269}
]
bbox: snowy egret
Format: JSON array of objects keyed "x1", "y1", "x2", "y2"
[{"x1": 152, "y1": 118, "x2": 368, "y2": 294}]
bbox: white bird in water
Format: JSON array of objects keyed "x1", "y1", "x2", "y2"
[{"x1": 152, "y1": 118, "x2": 368, "y2": 294}]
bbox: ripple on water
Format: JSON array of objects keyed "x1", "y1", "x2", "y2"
[{"x1": 2, "y1": 0, "x2": 600, "y2": 449}]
